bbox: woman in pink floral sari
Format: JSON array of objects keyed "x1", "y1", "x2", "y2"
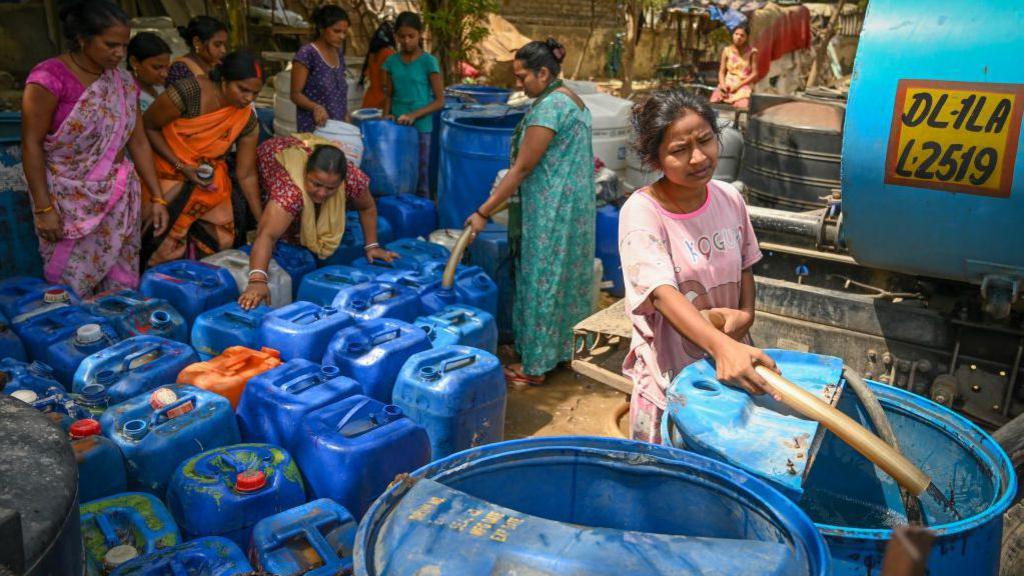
[{"x1": 21, "y1": 0, "x2": 167, "y2": 297}]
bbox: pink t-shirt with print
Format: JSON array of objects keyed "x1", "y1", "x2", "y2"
[{"x1": 619, "y1": 180, "x2": 762, "y2": 418}]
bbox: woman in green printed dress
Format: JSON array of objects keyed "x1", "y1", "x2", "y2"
[{"x1": 466, "y1": 38, "x2": 595, "y2": 385}]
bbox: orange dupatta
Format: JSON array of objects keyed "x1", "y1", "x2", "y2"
[{"x1": 146, "y1": 105, "x2": 254, "y2": 264}]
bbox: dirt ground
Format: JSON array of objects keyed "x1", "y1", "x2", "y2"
[{"x1": 503, "y1": 363, "x2": 630, "y2": 440}]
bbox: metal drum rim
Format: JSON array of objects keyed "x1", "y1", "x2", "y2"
[{"x1": 354, "y1": 435, "x2": 830, "y2": 576}]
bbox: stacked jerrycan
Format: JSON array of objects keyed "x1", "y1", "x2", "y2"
[
  {"x1": 324, "y1": 212, "x2": 395, "y2": 266},
  {"x1": 47, "y1": 321, "x2": 121, "y2": 388},
  {"x1": 110, "y1": 537, "x2": 252, "y2": 576},
  {"x1": 202, "y1": 249, "x2": 292, "y2": 308},
  {"x1": 375, "y1": 194, "x2": 437, "y2": 240},
  {"x1": 85, "y1": 290, "x2": 188, "y2": 344},
  {"x1": 322, "y1": 318, "x2": 431, "y2": 403},
  {"x1": 166, "y1": 443, "x2": 306, "y2": 548},
  {"x1": 467, "y1": 222, "x2": 513, "y2": 342},
  {"x1": 252, "y1": 499, "x2": 358, "y2": 576},
  {"x1": 191, "y1": 303, "x2": 271, "y2": 360},
  {"x1": 295, "y1": 395, "x2": 431, "y2": 518},
  {"x1": 237, "y1": 360, "x2": 359, "y2": 451},
  {"x1": 80, "y1": 492, "x2": 181, "y2": 574},
  {"x1": 69, "y1": 418, "x2": 127, "y2": 503},
  {"x1": 240, "y1": 241, "x2": 316, "y2": 298},
  {"x1": 100, "y1": 384, "x2": 240, "y2": 496},
  {"x1": 139, "y1": 260, "x2": 239, "y2": 330},
  {"x1": 0, "y1": 311, "x2": 25, "y2": 361},
  {"x1": 14, "y1": 305, "x2": 111, "y2": 368},
  {"x1": 177, "y1": 346, "x2": 283, "y2": 408},
  {"x1": 414, "y1": 304, "x2": 498, "y2": 354},
  {"x1": 331, "y1": 281, "x2": 420, "y2": 323},
  {"x1": 0, "y1": 358, "x2": 63, "y2": 400},
  {"x1": 259, "y1": 301, "x2": 352, "y2": 362},
  {"x1": 385, "y1": 238, "x2": 450, "y2": 265},
  {"x1": 296, "y1": 265, "x2": 374, "y2": 307},
  {"x1": 0, "y1": 277, "x2": 79, "y2": 323},
  {"x1": 374, "y1": 268, "x2": 458, "y2": 316},
  {"x1": 421, "y1": 260, "x2": 499, "y2": 320},
  {"x1": 73, "y1": 336, "x2": 198, "y2": 405},
  {"x1": 394, "y1": 345, "x2": 506, "y2": 459}
]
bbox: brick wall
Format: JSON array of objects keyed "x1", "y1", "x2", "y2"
[{"x1": 499, "y1": 0, "x2": 620, "y2": 30}]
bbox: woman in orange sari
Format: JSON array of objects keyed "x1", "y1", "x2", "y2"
[{"x1": 142, "y1": 51, "x2": 264, "y2": 265}]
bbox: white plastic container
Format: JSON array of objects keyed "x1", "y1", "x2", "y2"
[
  {"x1": 428, "y1": 229, "x2": 463, "y2": 252},
  {"x1": 314, "y1": 120, "x2": 364, "y2": 166},
  {"x1": 581, "y1": 93, "x2": 632, "y2": 171},
  {"x1": 201, "y1": 249, "x2": 292, "y2": 308},
  {"x1": 488, "y1": 170, "x2": 510, "y2": 226},
  {"x1": 273, "y1": 64, "x2": 365, "y2": 134}
]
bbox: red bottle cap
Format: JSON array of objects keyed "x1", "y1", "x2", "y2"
[
  {"x1": 235, "y1": 470, "x2": 266, "y2": 492},
  {"x1": 69, "y1": 418, "x2": 101, "y2": 439}
]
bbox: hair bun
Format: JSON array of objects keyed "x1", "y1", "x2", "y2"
[{"x1": 544, "y1": 38, "x2": 566, "y2": 64}]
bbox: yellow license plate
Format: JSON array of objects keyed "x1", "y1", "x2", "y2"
[{"x1": 884, "y1": 80, "x2": 1024, "y2": 197}]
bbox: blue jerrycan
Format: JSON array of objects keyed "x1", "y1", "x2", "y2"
[
  {"x1": 251, "y1": 498, "x2": 358, "y2": 576},
  {"x1": 322, "y1": 318, "x2": 431, "y2": 403},
  {"x1": 414, "y1": 304, "x2": 498, "y2": 354},
  {"x1": 190, "y1": 302, "x2": 270, "y2": 361},
  {"x1": 47, "y1": 322, "x2": 121, "y2": 388},
  {"x1": 240, "y1": 242, "x2": 316, "y2": 298},
  {"x1": 375, "y1": 194, "x2": 437, "y2": 240},
  {"x1": 331, "y1": 281, "x2": 421, "y2": 323},
  {"x1": 86, "y1": 290, "x2": 189, "y2": 343},
  {"x1": 80, "y1": 492, "x2": 181, "y2": 575},
  {"x1": 0, "y1": 311, "x2": 26, "y2": 361},
  {"x1": 138, "y1": 260, "x2": 239, "y2": 330},
  {"x1": 296, "y1": 265, "x2": 374, "y2": 307},
  {"x1": 70, "y1": 417, "x2": 128, "y2": 503},
  {"x1": 109, "y1": 536, "x2": 252, "y2": 576},
  {"x1": 259, "y1": 301, "x2": 353, "y2": 362},
  {"x1": 73, "y1": 335, "x2": 198, "y2": 405}
]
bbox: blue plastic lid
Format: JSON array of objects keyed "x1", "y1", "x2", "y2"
[
  {"x1": 122, "y1": 419, "x2": 149, "y2": 440},
  {"x1": 150, "y1": 310, "x2": 171, "y2": 328}
]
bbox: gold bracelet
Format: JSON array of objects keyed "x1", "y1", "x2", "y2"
[
  {"x1": 152, "y1": 197, "x2": 168, "y2": 206},
  {"x1": 33, "y1": 204, "x2": 54, "y2": 215}
]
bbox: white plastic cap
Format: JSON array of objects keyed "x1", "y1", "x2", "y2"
[
  {"x1": 104, "y1": 545, "x2": 139, "y2": 567},
  {"x1": 76, "y1": 324, "x2": 103, "y2": 344},
  {"x1": 10, "y1": 389, "x2": 38, "y2": 403}
]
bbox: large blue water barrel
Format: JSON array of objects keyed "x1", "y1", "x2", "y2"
[
  {"x1": 662, "y1": 349, "x2": 1016, "y2": 576},
  {"x1": 842, "y1": 0, "x2": 1024, "y2": 284},
  {"x1": 438, "y1": 108, "x2": 525, "y2": 229},
  {"x1": 0, "y1": 112, "x2": 43, "y2": 280},
  {"x1": 354, "y1": 436, "x2": 829, "y2": 575},
  {"x1": 446, "y1": 85, "x2": 512, "y2": 105},
  {"x1": 595, "y1": 204, "x2": 624, "y2": 296},
  {"x1": 360, "y1": 119, "x2": 418, "y2": 196}
]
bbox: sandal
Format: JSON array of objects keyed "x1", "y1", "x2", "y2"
[{"x1": 504, "y1": 366, "x2": 545, "y2": 387}]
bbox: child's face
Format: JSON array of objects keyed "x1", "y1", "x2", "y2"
[{"x1": 396, "y1": 26, "x2": 421, "y2": 53}]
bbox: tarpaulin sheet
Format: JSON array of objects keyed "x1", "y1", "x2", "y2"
[{"x1": 749, "y1": 3, "x2": 811, "y2": 82}]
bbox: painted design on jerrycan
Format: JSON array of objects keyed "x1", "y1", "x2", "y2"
[
  {"x1": 0, "y1": 276, "x2": 79, "y2": 322},
  {"x1": 259, "y1": 302, "x2": 353, "y2": 362},
  {"x1": 166, "y1": 443, "x2": 306, "y2": 548},
  {"x1": 81, "y1": 492, "x2": 181, "y2": 575},
  {"x1": 375, "y1": 194, "x2": 437, "y2": 240},
  {"x1": 415, "y1": 304, "x2": 498, "y2": 354},
  {"x1": 374, "y1": 268, "x2": 459, "y2": 316},
  {"x1": 237, "y1": 360, "x2": 360, "y2": 451},
  {"x1": 322, "y1": 318, "x2": 431, "y2": 403},
  {"x1": 296, "y1": 265, "x2": 374, "y2": 307},
  {"x1": 70, "y1": 418, "x2": 127, "y2": 504},
  {"x1": 0, "y1": 311, "x2": 26, "y2": 361},
  {"x1": 99, "y1": 384, "x2": 241, "y2": 496},
  {"x1": 138, "y1": 260, "x2": 239, "y2": 330},
  {"x1": 14, "y1": 305, "x2": 109, "y2": 365},
  {"x1": 177, "y1": 346, "x2": 283, "y2": 408},
  {"x1": 47, "y1": 322, "x2": 121, "y2": 389},
  {"x1": 190, "y1": 302, "x2": 270, "y2": 361},
  {"x1": 393, "y1": 345, "x2": 506, "y2": 459},
  {"x1": 331, "y1": 281, "x2": 421, "y2": 323},
  {"x1": 201, "y1": 249, "x2": 293, "y2": 309},
  {"x1": 252, "y1": 498, "x2": 358, "y2": 576},
  {"x1": 296, "y1": 395, "x2": 431, "y2": 518},
  {"x1": 73, "y1": 336, "x2": 199, "y2": 405},
  {"x1": 109, "y1": 536, "x2": 252, "y2": 576},
  {"x1": 86, "y1": 290, "x2": 189, "y2": 344},
  {"x1": 240, "y1": 242, "x2": 317, "y2": 299}
]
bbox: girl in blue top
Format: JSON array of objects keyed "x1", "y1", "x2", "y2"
[{"x1": 382, "y1": 11, "x2": 444, "y2": 197}]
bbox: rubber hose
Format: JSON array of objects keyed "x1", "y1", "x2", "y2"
[
  {"x1": 843, "y1": 365, "x2": 926, "y2": 526},
  {"x1": 605, "y1": 401, "x2": 630, "y2": 439},
  {"x1": 441, "y1": 201, "x2": 508, "y2": 289}
]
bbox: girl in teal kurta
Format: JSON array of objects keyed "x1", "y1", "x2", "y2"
[{"x1": 467, "y1": 39, "x2": 595, "y2": 384}]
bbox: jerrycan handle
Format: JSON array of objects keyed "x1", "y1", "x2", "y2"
[
  {"x1": 267, "y1": 521, "x2": 339, "y2": 562},
  {"x1": 94, "y1": 512, "x2": 121, "y2": 549},
  {"x1": 336, "y1": 398, "x2": 373, "y2": 435},
  {"x1": 120, "y1": 343, "x2": 163, "y2": 371},
  {"x1": 437, "y1": 310, "x2": 469, "y2": 326},
  {"x1": 396, "y1": 277, "x2": 420, "y2": 289},
  {"x1": 370, "y1": 288, "x2": 395, "y2": 303},
  {"x1": 153, "y1": 394, "x2": 197, "y2": 425},
  {"x1": 223, "y1": 311, "x2": 260, "y2": 329},
  {"x1": 371, "y1": 328, "x2": 402, "y2": 346},
  {"x1": 442, "y1": 354, "x2": 477, "y2": 373},
  {"x1": 216, "y1": 451, "x2": 245, "y2": 474}
]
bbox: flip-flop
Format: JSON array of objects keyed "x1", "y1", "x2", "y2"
[{"x1": 504, "y1": 366, "x2": 545, "y2": 387}]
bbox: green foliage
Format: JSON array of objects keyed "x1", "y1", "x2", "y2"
[{"x1": 423, "y1": 0, "x2": 497, "y2": 79}]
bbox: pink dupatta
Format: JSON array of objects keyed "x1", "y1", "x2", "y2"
[{"x1": 40, "y1": 67, "x2": 141, "y2": 294}]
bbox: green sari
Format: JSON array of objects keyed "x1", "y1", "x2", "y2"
[{"x1": 509, "y1": 87, "x2": 596, "y2": 376}]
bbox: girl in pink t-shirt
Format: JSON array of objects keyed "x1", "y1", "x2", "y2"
[{"x1": 619, "y1": 90, "x2": 778, "y2": 443}]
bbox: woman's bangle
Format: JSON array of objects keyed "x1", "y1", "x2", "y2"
[
  {"x1": 172, "y1": 159, "x2": 184, "y2": 172},
  {"x1": 364, "y1": 243, "x2": 380, "y2": 251},
  {"x1": 33, "y1": 204, "x2": 54, "y2": 215},
  {"x1": 248, "y1": 269, "x2": 269, "y2": 280},
  {"x1": 475, "y1": 209, "x2": 489, "y2": 220},
  {"x1": 247, "y1": 277, "x2": 267, "y2": 285},
  {"x1": 152, "y1": 196, "x2": 168, "y2": 206}
]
